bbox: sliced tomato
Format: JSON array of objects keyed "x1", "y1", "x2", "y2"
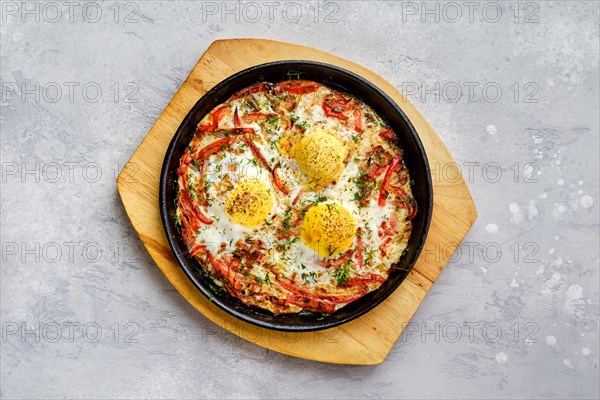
[
  {"x1": 353, "y1": 107, "x2": 363, "y2": 133},
  {"x1": 322, "y1": 93, "x2": 352, "y2": 120},
  {"x1": 228, "y1": 82, "x2": 271, "y2": 101},
  {"x1": 274, "y1": 80, "x2": 320, "y2": 95},
  {"x1": 379, "y1": 127, "x2": 397, "y2": 141},
  {"x1": 189, "y1": 244, "x2": 206, "y2": 257}
]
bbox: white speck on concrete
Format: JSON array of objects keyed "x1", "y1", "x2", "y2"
[
  {"x1": 557, "y1": 179, "x2": 565, "y2": 186},
  {"x1": 582, "y1": 348, "x2": 590, "y2": 356},
  {"x1": 495, "y1": 352, "x2": 508, "y2": 364},
  {"x1": 564, "y1": 284, "x2": 586, "y2": 317},
  {"x1": 578, "y1": 180, "x2": 584, "y2": 185},
  {"x1": 580, "y1": 195, "x2": 593, "y2": 209},
  {"x1": 486, "y1": 223, "x2": 499, "y2": 234},
  {"x1": 554, "y1": 258, "x2": 563, "y2": 267},
  {"x1": 536, "y1": 265, "x2": 545, "y2": 275},
  {"x1": 539, "y1": 192, "x2": 548, "y2": 199},
  {"x1": 509, "y1": 203, "x2": 523, "y2": 223},
  {"x1": 486, "y1": 125, "x2": 497, "y2": 135},
  {"x1": 510, "y1": 278, "x2": 519, "y2": 288},
  {"x1": 577, "y1": 189, "x2": 583, "y2": 195},
  {"x1": 548, "y1": 248, "x2": 555, "y2": 255},
  {"x1": 480, "y1": 267, "x2": 488, "y2": 273},
  {"x1": 563, "y1": 359, "x2": 574, "y2": 369},
  {"x1": 542, "y1": 273, "x2": 562, "y2": 296},
  {"x1": 528, "y1": 199, "x2": 539, "y2": 220},
  {"x1": 546, "y1": 336, "x2": 557, "y2": 345}
]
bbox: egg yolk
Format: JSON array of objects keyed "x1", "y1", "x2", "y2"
[
  {"x1": 225, "y1": 179, "x2": 273, "y2": 228},
  {"x1": 294, "y1": 131, "x2": 347, "y2": 185},
  {"x1": 300, "y1": 203, "x2": 357, "y2": 257}
]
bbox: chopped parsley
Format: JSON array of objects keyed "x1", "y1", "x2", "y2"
[
  {"x1": 286, "y1": 71, "x2": 303, "y2": 80},
  {"x1": 329, "y1": 260, "x2": 354, "y2": 286}
]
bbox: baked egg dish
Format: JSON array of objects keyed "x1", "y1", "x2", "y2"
[{"x1": 175, "y1": 80, "x2": 417, "y2": 314}]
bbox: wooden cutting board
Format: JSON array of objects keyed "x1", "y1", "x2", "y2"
[{"x1": 117, "y1": 38, "x2": 477, "y2": 365}]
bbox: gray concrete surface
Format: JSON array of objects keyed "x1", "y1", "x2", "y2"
[{"x1": 1, "y1": 1, "x2": 598, "y2": 399}]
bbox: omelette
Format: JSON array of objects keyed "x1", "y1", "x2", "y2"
[{"x1": 175, "y1": 80, "x2": 417, "y2": 314}]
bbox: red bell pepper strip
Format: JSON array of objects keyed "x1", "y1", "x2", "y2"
[
  {"x1": 389, "y1": 185, "x2": 418, "y2": 221},
  {"x1": 286, "y1": 293, "x2": 335, "y2": 313},
  {"x1": 272, "y1": 163, "x2": 290, "y2": 195},
  {"x1": 191, "y1": 137, "x2": 233, "y2": 162},
  {"x1": 354, "y1": 229, "x2": 364, "y2": 268},
  {"x1": 199, "y1": 105, "x2": 228, "y2": 132},
  {"x1": 344, "y1": 273, "x2": 385, "y2": 287},
  {"x1": 207, "y1": 253, "x2": 245, "y2": 291},
  {"x1": 233, "y1": 107, "x2": 241, "y2": 128},
  {"x1": 242, "y1": 134, "x2": 289, "y2": 195},
  {"x1": 178, "y1": 172, "x2": 213, "y2": 225},
  {"x1": 377, "y1": 155, "x2": 401, "y2": 207},
  {"x1": 242, "y1": 134, "x2": 269, "y2": 170},
  {"x1": 242, "y1": 112, "x2": 280, "y2": 124},
  {"x1": 316, "y1": 249, "x2": 353, "y2": 268},
  {"x1": 277, "y1": 278, "x2": 364, "y2": 304}
]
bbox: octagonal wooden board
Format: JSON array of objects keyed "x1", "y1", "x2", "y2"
[{"x1": 117, "y1": 38, "x2": 477, "y2": 365}]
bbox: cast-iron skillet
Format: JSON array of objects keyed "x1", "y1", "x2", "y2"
[{"x1": 160, "y1": 61, "x2": 433, "y2": 331}]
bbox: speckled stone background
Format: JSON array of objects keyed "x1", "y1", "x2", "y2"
[{"x1": 1, "y1": 1, "x2": 598, "y2": 399}]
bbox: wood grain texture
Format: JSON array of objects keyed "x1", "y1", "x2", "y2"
[{"x1": 117, "y1": 38, "x2": 477, "y2": 365}]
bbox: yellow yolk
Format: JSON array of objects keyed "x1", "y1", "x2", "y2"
[
  {"x1": 300, "y1": 203, "x2": 357, "y2": 257},
  {"x1": 294, "y1": 131, "x2": 347, "y2": 185},
  {"x1": 225, "y1": 179, "x2": 273, "y2": 228}
]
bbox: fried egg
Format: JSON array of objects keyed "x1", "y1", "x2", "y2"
[
  {"x1": 294, "y1": 130, "x2": 347, "y2": 185},
  {"x1": 225, "y1": 178, "x2": 273, "y2": 228},
  {"x1": 301, "y1": 203, "x2": 356, "y2": 257}
]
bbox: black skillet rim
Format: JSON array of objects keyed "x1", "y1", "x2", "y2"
[{"x1": 159, "y1": 60, "x2": 433, "y2": 332}]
